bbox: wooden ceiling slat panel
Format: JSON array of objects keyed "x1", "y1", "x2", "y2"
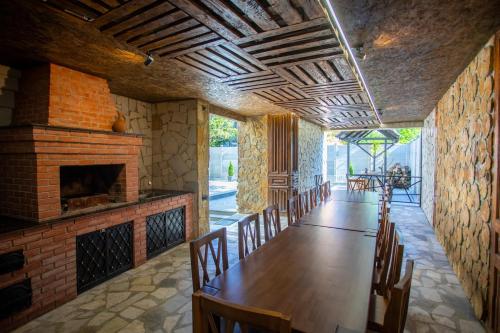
[
  {"x1": 102, "y1": 1, "x2": 175, "y2": 35},
  {"x1": 242, "y1": 29, "x2": 332, "y2": 53},
  {"x1": 235, "y1": 18, "x2": 329, "y2": 44},
  {"x1": 254, "y1": 91, "x2": 282, "y2": 103},
  {"x1": 198, "y1": 0, "x2": 257, "y2": 36},
  {"x1": 176, "y1": 55, "x2": 228, "y2": 78},
  {"x1": 92, "y1": 0, "x2": 157, "y2": 28},
  {"x1": 251, "y1": 38, "x2": 338, "y2": 59},
  {"x1": 209, "y1": 45, "x2": 261, "y2": 73},
  {"x1": 228, "y1": 0, "x2": 280, "y2": 31},
  {"x1": 331, "y1": 57, "x2": 355, "y2": 80},
  {"x1": 168, "y1": 0, "x2": 240, "y2": 40},
  {"x1": 140, "y1": 25, "x2": 211, "y2": 52},
  {"x1": 316, "y1": 60, "x2": 341, "y2": 82},
  {"x1": 77, "y1": 0, "x2": 110, "y2": 14},
  {"x1": 165, "y1": 38, "x2": 224, "y2": 58},
  {"x1": 154, "y1": 33, "x2": 222, "y2": 56},
  {"x1": 183, "y1": 51, "x2": 241, "y2": 76},
  {"x1": 228, "y1": 77, "x2": 286, "y2": 89},
  {"x1": 219, "y1": 42, "x2": 268, "y2": 71},
  {"x1": 238, "y1": 82, "x2": 291, "y2": 92},
  {"x1": 298, "y1": 63, "x2": 329, "y2": 84},
  {"x1": 120, "y1": 11, "x2": 191, "y2": 44},
  {"x1": 221, "y1": 70, "x2": 274, "y2": 82},
  {"x1": 267, "y1": 52, "x2": 344, "y2": 69},
  {"x1": 196, "y1": 49, "x2": 249, "y2": 75},
  {"x1": 285, "y1": 65, "x2": 315, "y2": 85}
]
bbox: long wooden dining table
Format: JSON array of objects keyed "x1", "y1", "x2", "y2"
[{"x1": 200, "y1": 189, "x2": 379, "y2": 332}]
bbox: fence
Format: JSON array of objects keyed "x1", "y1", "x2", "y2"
[{"x1": 209, "y1": 147, "x2": 238, "y2": 180}]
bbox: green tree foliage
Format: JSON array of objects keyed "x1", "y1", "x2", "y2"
[
  {"x1": 397, "y1": 128, "x2": 421, "y2": 144},
  {"x1": 209, "y1": 115, "x2": 238, "y2": 147},
  {"x1": 228, "y1": 161, "x2": 234, "y2": 177},
  {"x1": 349, "y1": 163, "x2": 354, "y2": 176}
]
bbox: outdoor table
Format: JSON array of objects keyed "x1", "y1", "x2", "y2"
[{"x1": 205, "y1": 225, "x2": 377, "y2": 332}]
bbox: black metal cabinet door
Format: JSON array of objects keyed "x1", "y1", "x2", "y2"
[
  {"x1": 106, "y1": 222, "x2": 133, "y2": 277},
  {"x1": 166, "y1": 207, "x2": 185, "y2": 248},
  {"x1": 77, "y1": 222, "x2": 133, "y2": 294},
  {"x1": 76, "y1": 230, "x2": 107, "y2": 293}
]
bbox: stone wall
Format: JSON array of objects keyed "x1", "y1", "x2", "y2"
[
  {"x1": 237, "y1": 115, "x2": 268, "y2": 213},
  {"x1": 112, "y1": 94, "x2": 153, "y2": 191},
  {"x1": 152, "y1": 99, "x2": 209, "y2": 235},
  {"x1": 0, "y1": 65, "x2": 20, "y2": 126},
  {"x1": 298, "y1": 118, "x2": 324, "y2": 191},
  {"x1": 421, "y1": 109, "x2": 436, "y2": 225},
  {"x1": 433, "y1": 37, "x2": 495, "y2": 319}
]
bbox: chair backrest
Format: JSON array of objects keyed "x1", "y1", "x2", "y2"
[
  {"x1": 287, "y1": 195, "x2": 300, "y2": 226},
  {"x1": 263, "y1": 205, "x2": 282, "y2": 242},
  {"x1": 238, "y1": 213, "x2": 262, "y2": 260},
  {"x1": 193, "y1": 291, "x2": 292, "y2": 333},
  {"x1": 190, "y1": 228, "x2": 229, "y2": 292},
  {"x1": 384, "y1": 260, "x2": 415, "y2": 333},
  {"x1": 309, "y1": 188, "x2": 318, "y2": 209},
  {"x1": 314, "y1": 174, "x2": 323, "y2": 187},
  {"x1": 299, "y1": 191, "x2": 309, "y2": 216},
  {"x1": 387, "y1": 235, "x2": 404, "y2": 295},
  {"x1": 376, "y1": 223, "x2": 396, "y2": 296},
  {"x1": 322, "y1": 182, "x2": 331, "y2": 198},
  {"x1": 319, "y1": 184, "x2": 325, "y2": 201}
]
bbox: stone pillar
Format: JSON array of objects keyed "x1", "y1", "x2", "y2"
[
  {"x1": 237, "y1": 115, "x2": 268, "y2": 213},
  {"x1": 152, "y1": 99, "x2": 209, "y2": 237},
  {"x1": 298, "y1": 118, "x2": 324, "y2": 192}
]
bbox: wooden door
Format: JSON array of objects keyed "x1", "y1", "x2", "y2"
[
  {"x1": 268, "y1": 113, "x2": 298, "y2": 211},
  {"x1": 489, "y1": 31, "x2": 500, "y2": 332}
]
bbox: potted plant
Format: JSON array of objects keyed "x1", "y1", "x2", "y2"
[
  {"x1": 349, "y1": 163, "x2": 354, "y2": 176},
  {"x1": 227, "y1": 161, "x2": 234, "y2": 181}
]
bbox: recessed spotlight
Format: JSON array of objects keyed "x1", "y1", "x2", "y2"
[{"x1": 144, "y1": 52, "x2": 154, "y2": 66}]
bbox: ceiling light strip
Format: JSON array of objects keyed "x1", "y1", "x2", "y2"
[{"x1": 320, "y1": 0, "x2": 382, "y2": 124}]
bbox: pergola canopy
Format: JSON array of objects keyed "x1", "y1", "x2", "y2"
[{"x1": 336, "y1": 129, "x2": 400, "y2": 144}]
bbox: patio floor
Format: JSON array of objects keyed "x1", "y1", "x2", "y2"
[{"x1": 13, "y1": 206, "x2": 484, "y2": 333}]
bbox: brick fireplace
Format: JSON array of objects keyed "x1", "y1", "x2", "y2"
[
  {"x1": 0, "y1": 64, "x2": 195, "y2": 331},
  {"x1": 0, "y1": 64, "x2": 141, "y2": 221}
]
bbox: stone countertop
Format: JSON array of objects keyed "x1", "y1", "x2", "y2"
[{"x1": 0, "y1": 189, "x2": 192, "y2": 236}]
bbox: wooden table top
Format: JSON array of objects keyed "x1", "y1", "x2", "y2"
[
  {"x1": 331, "y1": 189, "x2": 379, "y2": 204},
  {"x1": 300, "y1": 199, "x2": 379, "y2": 232},
  {"x1": 206, "y1": 225, "x2": 376, "y2": 332}
]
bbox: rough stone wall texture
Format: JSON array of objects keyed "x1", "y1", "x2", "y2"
[
  {"x1": 0, "y1": 65, "x2": 20, "y2": 126},
  {"x1": 237, "y1": 115, "x2": 268, "y2": 214},
  {"x1": 298, "y1": 119, "x2": 324, "y2": 192},
  {"x1": 421, "y1": 109, "x2": 436, "y2": 225},
  {"x1": 433, "y1": 36, "x2": 495, "y2": 319},
  {"x1": 197, "y1": 101, "x2": 210, "y2": 235},
  {"x1": 112, "y1": 94, "x2": 153, "y2": 191},
  {"x1": 152, "y1": 99, "x2": 209, "y2": 236}
]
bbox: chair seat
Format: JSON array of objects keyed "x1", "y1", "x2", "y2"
[{"x1": 367, "y1": 294, "x2": 388, "y2": 331}]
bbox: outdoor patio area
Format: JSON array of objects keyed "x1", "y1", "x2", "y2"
[{"x1": 11, "y1": 205, "x2": 482, "y2": 333}]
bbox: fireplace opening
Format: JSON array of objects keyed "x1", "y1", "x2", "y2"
[{"x1": 60, "y1": 164, "x2": 125, "y2": 212}]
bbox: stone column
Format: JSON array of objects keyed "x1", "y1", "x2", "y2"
[{"x1": 237, "y1": 115, "x2": 268, "y2": 213}]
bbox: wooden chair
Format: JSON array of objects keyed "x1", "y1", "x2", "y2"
[
  {"x1": 368, "y1": 260, "x2": 415, "y2": 333},
  {"x1": 314, "y1": 174, "x2": 323, "y2": 187},
  {"x1": 347, "y1": 178, "x2": 369, "y2": 191},
  {"x1": 323, "y1": 182, "x2": 331, "y2": 199},
  {"x1": 319, "y1": 184, "x2": 325, "y2": 202},
  {"x1": 372, "y1": 222, "x2": 395, "y2": 290},
  {"x1": 309, "y1": 187, "x2": 318, "y2": 209},
  {"x1": 238, "y1": 213, "x2": 262, "y2": 260},
  {"x1": 263, "y1": 205, "x2": 282, "y2": 242},
  {"x1": 190, "y1": 228, "x2": 229, "y2": 292},
  {"x1": 299, "y1": 191, "x2": 309, "y2": 216},
  {"x1": 374, "y1": 227, "x2": 404, "y2": 297},
  {"x1": 193, "y1": 290, "x2": 292, "y2": 333},
  {"x1": 287, "y1": 195, "x2": 300, "y2": 226}
]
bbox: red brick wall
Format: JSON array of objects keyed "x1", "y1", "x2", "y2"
[
  {"x1": 0, "y1": 193, "x2": 194, "y2": 332},
  {"x1": 0, "y1": 126, "x2": 142, "y2": 221},
  {"x1": 13, "y1": 64, "x2": 117, "y2": 131}
]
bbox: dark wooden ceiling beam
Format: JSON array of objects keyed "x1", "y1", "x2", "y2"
[
  {"x1": 228, "y1": 0, "x2": 280, "y2": 31},
  {"x1": 92, "y1": 0, "x2": 157, "y2": 28},
  {"x1": 168, "y1": 0, "x2": 240, "y2": 40}
]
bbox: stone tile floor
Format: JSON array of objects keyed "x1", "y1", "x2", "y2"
[{"x1": 14, "y1": 205, "x2": 484, "y2": 333}]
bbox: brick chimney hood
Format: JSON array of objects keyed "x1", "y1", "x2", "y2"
[{"x1": 0, "y1": 64, "x2": 142, "y2": 222}]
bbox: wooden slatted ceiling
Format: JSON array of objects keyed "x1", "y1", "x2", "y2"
[{"x1": 41, "y1": 0, "x2": 379, "y2": 129}]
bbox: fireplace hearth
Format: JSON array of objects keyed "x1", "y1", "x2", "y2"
[{"x1": 60, "y1": 164, "x2": 126, "y2": 212}]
